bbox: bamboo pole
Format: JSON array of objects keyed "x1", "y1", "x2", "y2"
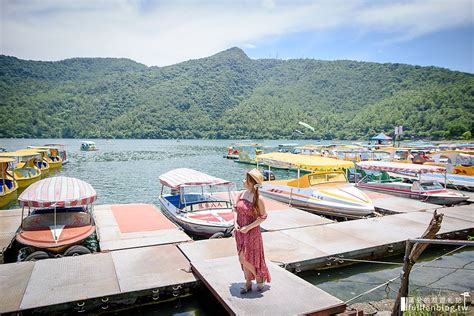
[{"x1": 392, "y1": 210, "x2": 444, "y2": 315}]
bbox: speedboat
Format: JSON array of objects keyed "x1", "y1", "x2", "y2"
[
  {"x1": 257, "y1": 153, "x2": 375, "y2": 217},
  {"x1": 81, "y1": 141, "x2": 98, "y2": 151},
  {"x1": 158, "y1": 168, "x2": 235, "y2": 238},
  {"x1": 0, "y1": 157, "x2": 18, "y2": 208},
  {"x1": 356, "y1": 161, "x2": 469, "y2": 205},
  {"x1": 16, "y1": 176, "x2": 97, "y2": 260},
  {"x1": 0, "y1": 152, "x2": 42, "y2": 189}
]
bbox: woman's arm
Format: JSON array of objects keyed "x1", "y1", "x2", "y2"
[{"x1": 239, "y1": 196, "x2": 267, "y2": 233}]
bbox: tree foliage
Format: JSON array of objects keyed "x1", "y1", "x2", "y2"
[{"x1": 1, "y1": 47, "x2": 473, "y2": 139}]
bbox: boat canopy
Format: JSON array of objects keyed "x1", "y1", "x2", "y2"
[
  {"x1": 257, "y1": 152, "x2": 354, "y2": 170},
  {"x1": 356, "y1": 161, "x2": 446, "y2": 174},
  {"x1": 0, "y1": 151, "x2": 41, "y2": 158},
  {"x1": 81, "y1": 141, "x2": 96, "y2": 145},
  {"x1": 159, "y1": 168, "x2": 233, "y2": 189},
  {"x1": 0, "y1": 157, "x2": 14, "y2": 163},
  {"x1": 371, "y1": 133, "x2": 392, "y2": 141},
  {"x1": 18, "y1": 176, "x2": 97, "y2": 208}
]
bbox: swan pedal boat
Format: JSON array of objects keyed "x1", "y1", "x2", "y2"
[
  {"x1": 0, "y1": 152, "x2": 42, "y2": 189},
  {"x1": 0, "y1": 157, "x2": 18, "y2": 208},
  {"x1": 355, "y1": 161, "x2": 469, "y2": 205},
  {"x1": 159, "y1": 168, "x2": 235, "y2": 238},
  {"x1": 257, "y1": 152, "x2": 375, "y2": 217}
]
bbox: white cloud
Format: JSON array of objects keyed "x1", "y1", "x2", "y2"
[{"x1": 0, "y1": 0, "x2": 472, "y2": 66}]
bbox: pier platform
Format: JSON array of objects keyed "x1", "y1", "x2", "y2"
[
  {"x1": 259, "y1": 196, "x2": 332, "y2": 231},
  {"x1": 363, "y1": 190, "x2": 440, "y2": 214},
  {"x1": 0, "y1": 209, "x2": 22, "y2": 264},
  {"x1": 0, "y1": 244, "x2": 196, "y2": 314},
  {"x1": 191, "y1": 256, "x2": 345, "y2": 315},
  {"x1": 179, "y1": 205, "x2": 474, "y2": 272},
  {"x1": 94, "y1": 204, "x2": 192, "y2": 251}
]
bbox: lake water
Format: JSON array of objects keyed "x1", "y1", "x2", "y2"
[{"x1": 1, "y1": 138, "x2": 472, "y2": 314}]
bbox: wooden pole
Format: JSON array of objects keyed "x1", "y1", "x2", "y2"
[{"x1": 393, "y1": 210, "x2": 444, "y2": 315}]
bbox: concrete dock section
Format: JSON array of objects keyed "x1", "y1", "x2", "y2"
[
  {"x1": 0, "y1": 244, "x2": 196, "y2": 314},
  {"x1": 191, "y1": 256, "x2": 346, "y2": 315},
  {"x1": 94, "y1": 204, "x2": 192, "y2": 251},
  {"x1": 0, "y1": 209, "x2": 22, "y2": 264},
  {"x1": 363, "y1": 190, "x2": 439, "y2": 214}
]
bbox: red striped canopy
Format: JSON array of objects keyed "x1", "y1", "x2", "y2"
[
  {"x1": 159, "y1": 168, "x2": 233, "y2": 189},
  {"x1": 356, "y1": 161, "x2": 446, "y2": 174},
  {"x1": 18, "y1": 176, "x2": 97, "y2": 208}
]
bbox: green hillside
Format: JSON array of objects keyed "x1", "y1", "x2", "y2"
[{"x1": 1, "y1": 47, "x2": 473, "y2": 139}]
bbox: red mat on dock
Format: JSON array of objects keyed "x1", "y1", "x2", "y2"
[
  {"x1": 364, "y1": 191, "x2": 389, "y2": 199},
  {"x1": 112, "y1": 204, "x2": 176, "y2": 233}
]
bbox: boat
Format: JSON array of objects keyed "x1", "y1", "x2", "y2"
[
  {"x1": 29, "y1": 146, "x2": 63, "y2": 169},
  {"x1": 17, "y1": 149, "x2": 51, "y2": 175},
  {"x1": 355, "y1": 161, "x2": 469, "y2": 205},
  {"x1": 0, "y1": 157, "x2": 19, "y2": 208},
  {"x1": 44, "y1": 144, "x2": 69, "y2": 165},
  {"x1": 234, "y1": 144, "x2": 264, "y2": 165},
  {"x1": 427, "y1": 150, "x2": 473, "y2": 176},
  {"x1": 15, "y1": 176, "x2": 97, "y2": 260},
  {"x1": 158, "y1": 168, "x2": 235, "y2": 238},
  {"x1": 256, "y1": 153, "x2": 375, "y2": 218},
  {"x1": 0, "y1": 152, "x2": 42, "y2": 189},
  {"x1": 81, "y1": 141, "x2": 98, "y2": 151}
]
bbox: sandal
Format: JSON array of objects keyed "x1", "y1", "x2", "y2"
[
  {"x1": 240, "y1": 282, "x2": 252, "y2": 294},
  {"x1": 257, "y1": 281, "x2": 265, "y2": 292}
]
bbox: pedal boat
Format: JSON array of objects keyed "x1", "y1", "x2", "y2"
[
  {"x1": 16, "y1": 176, "x2": 97, "y2": 256},
  {"x1": 0, "y1": 158, "x2": 18, "y2": 208},
  {"x1": 257, "y1": 153, "x2": 374, "y2": 217},
  {"x1": 159, "y1": 168, "x2": 235, "y2": 238},
  {"x1": 16, "y1": 149, "x2": 50, "y2": 176},
  {"x1": 355, "y1": 161, "x2": 469, "y2": 205},
  {"x1": 29, "y1": 146, "x2": 63, "y2": 169},
  {"x1": 44, "y1": 144, "x2": 68, "y2": 165},
  {"x1": 0, "y1": 152, "x2": 42, "y2": 189},
  {"x1": 81, "y1": 141, "x2": 98, "y2": 151}
]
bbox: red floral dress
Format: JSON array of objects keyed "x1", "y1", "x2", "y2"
[{"x1": 234, "y1": 196, "x2": 271, "y2": 282}]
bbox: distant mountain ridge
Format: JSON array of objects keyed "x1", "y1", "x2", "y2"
[{"x1": 1, "y1": 47, "x2": 472, "y2": 139}]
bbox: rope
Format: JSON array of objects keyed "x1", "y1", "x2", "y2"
[
  {"x1": 344, "y1": 245, "x2": 466, "y2": 304},
  {"x1": 328, "y1": 257, "x2": 403, "y2": 266}
]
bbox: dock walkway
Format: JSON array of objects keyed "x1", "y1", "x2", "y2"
[
  {"x1": 362, "y1": 190, "x2": 439, "y2": 214},
  {"x1": 192, "y1": 256, "x2": 345, "y2": 315},
  {"x1": 0, "y1": 209, "x2": 22, "y2": 264}
]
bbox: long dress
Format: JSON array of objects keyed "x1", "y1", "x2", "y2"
[{"x1": 235, "y1": 197, "x2": 271, "y2": 282}]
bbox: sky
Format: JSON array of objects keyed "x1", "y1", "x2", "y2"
[{"x1": 1, "y1": 0, "x2": 473, "y2": 73}]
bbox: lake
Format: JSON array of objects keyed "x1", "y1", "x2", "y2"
[{"x1": 1, "y1": 138, "x2": 472, "y2": 314}]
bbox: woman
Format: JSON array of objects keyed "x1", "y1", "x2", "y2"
[{"x1": 233, "y1": 168, "x2": 271, "y2": 294}]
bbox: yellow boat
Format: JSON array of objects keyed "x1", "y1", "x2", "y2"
[
  {"x1": 256, "y1": 152, "x2": 374, "y2": 217},
  {"x1": 427, "y1": 150, "x2": 474, "y2": 176},
  {"x1": 28, "y1": 146, "x2": 63, "y2": 169},
  {"x1": 16, "y1": 149, "x2": 50, "y2": 176},
  {"x1": 0, "y1": 157, "x2": 19, "y2": 208},
  {"x1": 0, "y1": 152, "x2": 42, "y2": 189}
]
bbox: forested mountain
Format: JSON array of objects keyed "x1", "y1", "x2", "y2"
[{"x1": 1, "y1": 47, "x2": 473, "y2": 140}]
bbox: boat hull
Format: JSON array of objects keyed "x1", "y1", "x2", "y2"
[
  {"x1": 16, "y1": 174, "x2": 41, "y2": 189},
  {"x1": 159, "y1": 196, "x2": 234, "y2": 237},
  {"x1": 357, "y1": 182, "x2": 469, "y2": 205},
  {"x1": 0, "y1": 186, "x2": 18, "y2": 208},
  {"x1": 260, "y1": 182, "x2": 374, "y2": 217},
  {"x1": 48, "y1": 160, "x2": 62, "y2": 169}
]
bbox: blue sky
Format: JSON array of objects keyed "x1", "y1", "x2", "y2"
[{"x1": 1, "y1": 0, "x2": 473, "y2": 73}]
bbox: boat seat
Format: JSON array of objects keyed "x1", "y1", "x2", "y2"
[{"x1": 22, "y1": 212, "x2": 92, "y2": 230}]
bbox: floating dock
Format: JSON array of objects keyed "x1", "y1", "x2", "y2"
[
  {"x1": 1, "y1": 200, "x2": 473, "y2": 314},
  {"x1": 94, "y1": 203, "x2": 192, "y2": 251},
  {"x1": 0, "y1": 209, "x2": 22, "y2": 264},
  {"x1": 191, "y1": 256, "x2": 345, "y2": 315},
  {"x1": 362, "y1": 190, "x2": 439, "y2": 214}
]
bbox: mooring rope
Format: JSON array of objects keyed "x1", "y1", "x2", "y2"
[
  {"x1": 344, "y1": 245, "x2": 467, "y2": 304},
  {"x1": 328, "y1": 257, "x2": 404, "y2": 266}
]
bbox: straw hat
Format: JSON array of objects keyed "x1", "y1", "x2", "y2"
[{"x1": 247, "y1": 168, "x2": 263, "y2": 185}]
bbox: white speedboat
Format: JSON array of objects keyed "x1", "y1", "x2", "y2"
[
  {"x1": 158, "y1": 168, "x2": 235, "y2": 238},
  {"x1": 257, "y1": 153, "x2": 374, "y2": 218},
  {"x1": 356, "y1": 161, "x2": 469, "y2": 205}
]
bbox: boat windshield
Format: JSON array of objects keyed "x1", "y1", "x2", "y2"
[
  {"x1": 419, "y1": 181, "x2": 444, "y2": 191},
  {"x1": 309, "y1": 172, "x2": 347, "y2": 185}
]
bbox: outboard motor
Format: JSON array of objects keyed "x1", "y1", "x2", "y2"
[{"x1": 262, "y1": 170, "x2": 275, "y2": 181}]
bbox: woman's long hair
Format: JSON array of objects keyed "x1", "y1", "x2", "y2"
[{"x1": 246, "y1": 174, "x2": 260, "y2": 219}]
